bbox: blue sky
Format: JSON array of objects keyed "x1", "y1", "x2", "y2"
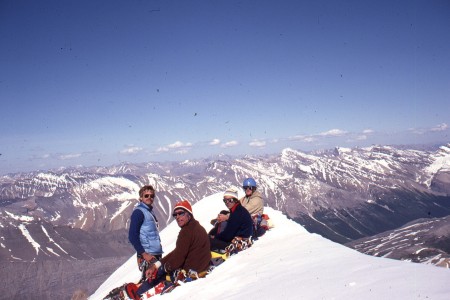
[{"x1": 1, "y1": 0, "x2": 449, "y2": 175}]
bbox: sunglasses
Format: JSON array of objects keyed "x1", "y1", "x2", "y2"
[
  {"x1": 223, "y1": 198, "x2": 235, "y2": 203},
  {"x1": 172, "y1": 211, "x2": 186, "y2": 218},
  {"x1": 243, "y1": 186, "x2": 253, "y2": 190},
  {"x1": 143, "y1": 194, "x2": 155, "y2": 199}
]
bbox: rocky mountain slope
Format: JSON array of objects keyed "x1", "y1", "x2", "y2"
[{"x1": 346, "y1": 215, "x2": 450, "y2": 267}]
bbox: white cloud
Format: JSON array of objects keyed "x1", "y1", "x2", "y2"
[
  {"x1": 319, "y1": 129, "x2": 348, "y2": 137},
  {"x1": 430, "y1": 123, "x2": 448, "y2": 132},
  {"x1": 288, "y1": 135, "x2": 305, "y2": 141},
  {"x1": 167, "y1": 141, "x2": 192, "y2": 149},
  {"x1": 270, "y1": 138, "x2": 279, "y2": 144},
  {"x1": 303, "y1": 136, "x2": 317, "y2": 142},
  {"x1": 362, "y1": 129, "x2": 374, "y2": 134},
  {"x1": 411, "y1": 123, "x2": 449, "y2": 135},
  {"x1": 221, "y1": 140, "x2": 238, "y2": 148},
  {"x1": 157, "y1": 141, "x2": 193, "y2": 154},
  {"x1": 209, "y1": 139, "x2": 220, "y2": 146},
  {"x1": 249, "y1": 140, "x2": 266, "y2": 148},
  {"x1": 288, "y1": 134, "x2": 317, "y2": 143},
  {"x1": 156, "y1": 146, "x2": 169, "y2": 153},
  {"x1": 289, "y1": 129, "x2": 349, "y2": 143},
  {"x1": 167, "y1": 141, "x2": 184, "y2": 149},
  {"x1": 58, "y1": 153, "x2": 82, "y2": 160},
  {"x1": 175, "y1": 149, "x2": 189, "y2": 154},
  {"x1": 120, "y1": 146, "x2": 143, "y2": 155}
]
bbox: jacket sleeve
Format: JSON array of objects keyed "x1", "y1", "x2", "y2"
[
  {"x1": 161, "y1": 228, "x2": 191, "y2": 272},
  {"x1": 208, "y1": 223, "x2": 218, "y2": 236},
  {"x1": 128, "y1": 209, "x2": 145, "y2": 254},
  {"x1": 215, "y1": 212, "x2": 241, "y2": 242}
]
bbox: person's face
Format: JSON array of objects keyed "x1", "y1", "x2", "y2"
[
  {"x1": 172, "y1": 209, "x2": 190, "y2": 227},
  {"x1": 217, "y1": 213, "x2": 228, "y2": 222},
  {"x1": 223, "y1": 197, "x2": 235, "y2": 209},
  {"x1": 243, "y1": 186, "x2": 253, "y2": 196},
  {"x1": 140, "y1": 189, "x2": 155, "y2": 206}
]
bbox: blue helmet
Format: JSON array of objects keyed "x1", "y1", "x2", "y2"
[{"x1": 242, "y1": 178, "x2": 257, "y2": 188}]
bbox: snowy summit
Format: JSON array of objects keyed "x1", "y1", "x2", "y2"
[{"x1": 90, "y1": 192, "x2": 450, "y2": 300}]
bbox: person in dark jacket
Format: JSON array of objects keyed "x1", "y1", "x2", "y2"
[
  {"x1": 132, "y1": 200, "x2": 211, "y2": 298},
  {"x1": 128, "y1": 185, "x2": 163, "y2": 266},
  {"x1": 210, "y1": 187, "x2": 253, "y2": 251},
  {"x1": 209, "y1": 210, "x2": 229, "y2": 237}
]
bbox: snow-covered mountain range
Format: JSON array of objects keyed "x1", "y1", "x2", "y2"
[
  {"x1": 1, "y1": 144, "x2": 449, "y2": 261},
  {"x1": 90, "y1": 194, "x2": 450, "y2": 300},
  {"x1": 0, "y1": 143, "x2": 449, "y2": 298},
  {"x1": 346, "y1": 214, "x2": 450, "y2": 267}
]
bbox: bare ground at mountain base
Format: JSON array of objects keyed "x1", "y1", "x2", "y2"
[{"x1": 0, "y1": 256, "x2": 130, "y2": 300}]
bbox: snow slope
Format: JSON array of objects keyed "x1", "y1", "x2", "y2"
[{"x1": 90, "y1": 192, "x2": 450, "y2": 300}]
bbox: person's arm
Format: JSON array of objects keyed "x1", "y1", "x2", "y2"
[
  {"x1": 216, "y1": 213, "x2": 241, "y2": 242},
  {"x1": 244, "y1": 195, "x2": 264, "y2": 216},
  {"x1": 209, "y1": 224, "x2": 218, "y2": 237},
  {"x1": 159, "y1": 229, "x2": 191, "y2": 272},
  {"x1": 128, "y1": 209, "x2": 145, "y2": 254}
]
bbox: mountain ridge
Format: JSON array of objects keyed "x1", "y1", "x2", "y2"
[{"x1": 1, "y1": 143, "x2": 450, "y2": 262}]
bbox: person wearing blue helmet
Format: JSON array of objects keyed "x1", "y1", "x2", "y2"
[
  {"x1": 240, "y1": 178, "x2": 264, "y2": 216},
  {"x1": 240, "y1": 178, "x2": 266, "y2": 238}
]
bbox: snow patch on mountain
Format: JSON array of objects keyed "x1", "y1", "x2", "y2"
[
  {"x1": 4, "y1": 210, "x2": 34, "y2": 222},
  {"x1": 110, "y1": 201, "x2": 133, "y2": 222},
  {"x1": 41, "y1": 224, "x2": 68, "y2": 254},
  {"x1": 420, "y1": 144, "x2": 450, "y2": 187},
  {"x1": 425, "y1": 145, "x2": 450, "y2": 173},
  {"x1": 18, "y1": 224, "x2": 40, "y2": 256}
]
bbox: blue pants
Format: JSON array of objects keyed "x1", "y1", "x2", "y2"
[{"x1": 136, "y1": 265, "x2": 165, "y2": 296}]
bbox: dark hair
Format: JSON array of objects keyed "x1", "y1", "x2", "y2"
[
  {"x1": 219, "y1": 210, "x2": 230, "y2": 215},
  {"x1": 139, "y1": 185, "x2": 155, "y2": 198}
]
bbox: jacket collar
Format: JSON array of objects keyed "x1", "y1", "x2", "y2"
[
  {"x1": 230, "y1": 202, "x2": 240, "y2": 213},
  {"x1": 139, "y1": 202, "x2": 152, "y2": 211}
]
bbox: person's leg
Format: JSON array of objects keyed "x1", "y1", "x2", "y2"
[
  {"x1": 210, "y1": 237, "x2": 230, "y2": 251},
  {"x1": 136, "y1": 266, "x2": 165, "y2": 296},
  {"x1": 135, "y1": 280, "x2": 151, "y2": 296}
]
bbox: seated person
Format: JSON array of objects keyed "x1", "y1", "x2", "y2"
[
  {"x1": 240, "y1": 177, "x2": 267, "y2": 238},
  {"x1": 210, "y1": 187, "x2": 253, "y2": 252},
  {"x1": 128, "y1": 200, "x2": 211, "y2": 299},
  {"x1": 240, "y1": 178, "x2": 264, "y2": 216},
  {"x1": 209, "y1": 210, "x2": 229, "y2": 237}
]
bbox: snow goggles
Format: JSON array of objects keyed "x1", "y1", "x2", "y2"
[
  {"x1": 172, "y1": 211, "x2": 186, "y2": 218},
  {"x1": 243, "y1": 186, "x2": 253, "y2": 191},
  {"x1": 143, "y1": 194, "x2": 155, "y2": 199},
  {"x1": 223, "y1": 198, "x2": 235, "y2": 203}
]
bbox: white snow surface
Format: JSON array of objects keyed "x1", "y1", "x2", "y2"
[
  {"x1": 426, "y1": 145, "x2": 450, "y2": 174},
  {"x1": 91, "y1": 193, "x2": 450, "y2": 300}
]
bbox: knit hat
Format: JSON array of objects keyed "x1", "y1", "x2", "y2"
[
  {"x1": 219, "y1": 210, "x2": 230, "y2": 215},
  {"x1": 173, "y1": 200, "x2": 193, "y2": 215},
  {"x1": 223, "y1": 187, "x2": 238, "y2": 199}
]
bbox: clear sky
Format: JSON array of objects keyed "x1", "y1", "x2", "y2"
[{"x1": 1, "y1": 0, "x2": 449, "y2": 175}]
